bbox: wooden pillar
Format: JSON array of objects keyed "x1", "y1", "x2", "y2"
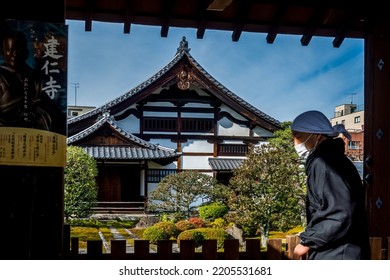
[
  {"x1": 364, "y1": 31, "x2": 390, "y2": 243},
  {"x1": 0, "y1": 1, "x2": 66, "y2": 259}
]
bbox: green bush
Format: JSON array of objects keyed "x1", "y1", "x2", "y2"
[
  {"x1": 177, "y1": 228, "x2": 229, "y2": 249},
  {"x1": 154, "y1": 221, "x2": 179, "y2": 238},
  {"x1": 64, "y1": 146, "x2": 98, "y2": 220},
  {"x1": 198, "y1": 202, "x2": 228, "y2": 221},
  {"x1": 210, "y1": 217, "x2": 227, "y2": 228},
  {"x1": 143, "y1": 226, "x2": 170, "y2": 243},
  {"x1": 175, "y1": 220, "x2": 196, "y2": 232}
]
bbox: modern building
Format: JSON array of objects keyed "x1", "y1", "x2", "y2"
[
  {"x1": 67, "y1": 105, "x2": 96, "y2": 118},
  {"x1": 330, "y1": 103, "x2": 364, "y2": 161},
  {"x1": 67, "y1": 37, "x2": 281, "y2": 213}
]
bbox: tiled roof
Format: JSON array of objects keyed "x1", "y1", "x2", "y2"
[
  {"x1": 67, "y1": 112, "x2": 180, "y2": 160},
  {"x1": 68, "y1": 38, "x2": 280, "y2": 128},
  {"x1": 82, "y1": 146, "x2": 179, "y2": 160},
  {"x1": 67, "y1": 112, "x2": 156, "y2": 149},
  {"x1": 208, "y1": 158, "x2": 244, "y2": 171}
]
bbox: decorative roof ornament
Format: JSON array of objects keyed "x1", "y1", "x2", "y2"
[
  {"x1": 177, "y1": 67, "x2": 193, "y2": 90},
  {"x1": 176, "y1": 36, "x2": 190, "y2": 55}
]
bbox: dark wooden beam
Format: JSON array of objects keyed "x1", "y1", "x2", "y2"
[
  {"x1": 123, "y1": 0, "x2": 133, "y2": 34},
  {"x1": 231, "y1": 0, "x2": 252, "y2": 42},
  {"x1": 85, "y1": 0, "x2": 94, "y2": 32},
  {"x1": 196, "y1": 0, "x2": 210, "y2": 39},
  {"x1": 266, "y1": 4, "x2": 289, "y2": 44},
  {"x1": 301, "y1": 7, "x2": 327, "y2": 46},
  {"x1": 160, "y1": 0, "x2": 176, "y2": 37}
]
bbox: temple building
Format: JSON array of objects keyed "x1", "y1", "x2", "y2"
[{"x1": 67, "y1": 37, "x2": 281, "y2": 213}]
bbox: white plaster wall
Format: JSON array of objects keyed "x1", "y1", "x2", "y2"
[
  {"x1": 184, "y1": 103, "x2": 213, "y2": 108},
  {"x1": 148, "y1": 138, "x2": 177, "y2": 150},
  {"x1": 181, "y1": 155, "x2": 212, "y2": 169},
  {"x1": 116, "y1": 114, "x2": 140, "y2": 133},
  {"x1": 143, "y1": 111, "x2": 177, "y2": 117},
  {"x1": 221, "y1": 105, "x2": 247, "y2": 121},
  {"x1": 181, "y1": 140, "x2": 213, "y2": 153},
  {"x1": 218, "y1": 117, "x2": 249, "y2": 136},
  {"x1": 181, "y1": 112, "x2": 214, "y2": 118},
  {"x1": 253, "y1": 126, "x2": 274, "y2": 137}
]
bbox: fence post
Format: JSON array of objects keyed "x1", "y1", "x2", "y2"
[
  {"x1": 111, "y1": 239, "x2": 127, "y2": 259},
  {"x1": 134, "y1": 239, "x2": 150, "y2": 259},
  {"x1": 267, "y1": 238, "x2": 282, "y2": 260},
  {"x1": 87, "y1": 240, "x2": 103, "y2": 260},
  {"x1": 202, "y1": 239, "x2": 217, "y2": 260},
  {"x1": 224, "y1": 239, "x2": 239, "y2": 259},
  {"x1": 157, "y1": 240, "x2": 173, "y2": 260},
  {"x1": 179, "y1": 240, "x2": 195, "y2": 259},
  {"x1": 369, "y1": 237, "x2": 382, "y2": 260},
  {"x1": 285, "y1": 235, "x2": 300, "y2": 260},
  {"x1": 245, "y1": 239, "x2": 261, "y2": 260}
]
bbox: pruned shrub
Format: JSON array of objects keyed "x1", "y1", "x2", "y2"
[
  {"x1": 175, "y1": 220, "x2": 196, "y2": 232},
  {"x1": 142, "y1": 226, "x2": 170, "y2": 243},
  {"x1": 198, "y1": 202, "x2": 228, "y2": 221},
  {"x1": 188, "y1": 217, "x2": 206, "y2": 228},
  {"x1": 210, "y1": 217, "x2": 227, "y2": 228},
  {"x1": 177, "y1": 228, "x2": 229, "y2": 249},
  {"x1": 154, "y1": 221, "x2": 179, "y2": 238}
]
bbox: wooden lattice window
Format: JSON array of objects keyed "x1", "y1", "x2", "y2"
[
  {"x1": 147, "y1": 169, "x2": 177, "y2": 183},
  {"x1": 217, "y1": 144, "x2": 248, "y2": 156},
  {"x1": 143, "y1": 117, "x2": 177, "y2": 131}
]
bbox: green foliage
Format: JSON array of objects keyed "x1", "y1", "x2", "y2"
[
  {"x1": 64, "y1": 146, "x2": 98, "y2": 220},
  {"x1": 147, "y1": 171, "x2": 219, "y2": 219},
  {"x1": 227, "y1": 122, "x2": 306, "y2": 238},
  {"x1": 143, "y1": 226, "x2": 170, "y2": 243},
  {"x1": 177, "y1": 228, "x2": 229, "y2": 249},
  {"x1": 210, "y1": 217, "x2": 226, "y2": 229},
  {"x1": 175, "y1": 220, "x2": 196, "y2": 232},
  {"x1": 198, "y1": 202, "x2": 228, "y2": 221},
  {"x1": 153, "y1": 221, "x2": 179, "y2": 238},
  {"x1": 142, "y1": 221, "x2": 179, "y2": 243}
]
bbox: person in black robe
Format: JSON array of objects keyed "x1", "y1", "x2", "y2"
[{"x1": 291, "y1": 110, "x2": 370, "y2": 260}]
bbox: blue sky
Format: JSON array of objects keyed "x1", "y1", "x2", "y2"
[{"x1": 66, "y1": 20, "x2": 364, "y2": 123}]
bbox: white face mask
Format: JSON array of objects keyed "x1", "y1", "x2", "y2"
[{"x1": 294, "y1": 134, "x2": 313, "y2": 160}]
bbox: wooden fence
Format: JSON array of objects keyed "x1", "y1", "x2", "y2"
[{"x1": 63, "y1": 226, "x2": 389, "y2": 260}]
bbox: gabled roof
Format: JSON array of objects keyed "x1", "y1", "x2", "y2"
[
  {"x1": 68, "y1": 112, "x2": 180, "y2": 162},
  {"x1": 68, "y1": 37, "x2": 281, "y2": 135}
]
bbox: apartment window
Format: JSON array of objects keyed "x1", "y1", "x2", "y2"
[
  {"x1": 348, "y1": 141, "x2": 360, "y2": 150},
  {"x1": 354, "y1": 116, "x2": 361, "y2": 123}
]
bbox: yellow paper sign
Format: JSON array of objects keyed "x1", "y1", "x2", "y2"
[{"x1": 0, "y1": 127, "x2": 66, "y2": 167}]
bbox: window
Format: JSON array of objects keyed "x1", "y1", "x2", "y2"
[
  {"x1": 143, "y1": 117, "x2": 213, "y2": 132},
  {"x1": 348, "y1": 141, "x2": 360, "y2": 150},
  {"x1": 218, "y1": 144, "x2": 248, "y2": 156},
  {"x1": 182, "y1": 118, "x2": 213, "y2": 132},
  {"x1": 354, "y1": 116, "x2": 361, "y2": 123},
  {"x1": 147, "y1": 169, "x2": 177, "y2": 183},
  {"x1": 143, "y1": 117, "x2": 177, "y2": 131}
]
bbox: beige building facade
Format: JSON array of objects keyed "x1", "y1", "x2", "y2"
[{"x1": 330, "y1": 104, "x2": 364, "y2": 161}]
